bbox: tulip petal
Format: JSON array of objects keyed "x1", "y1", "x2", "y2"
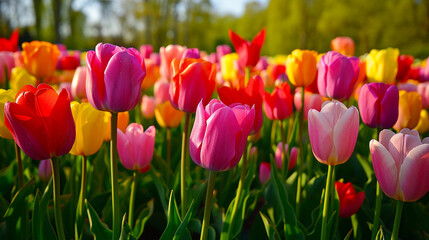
[
  {"x1": 380, "y1": 85, "x2": 399, "y2": 128},
  {"x1": 189, "y1": 101, "x2": 208, "y2": 167},
  {"x1": 388, "y1": 132, "x2": 421, "y2": 167},
  {"x1": 117, "y1": 128, "x2": 134, "y2": 170},
  {"x1": 86, "y1": 50, "x2": 105, "y2": 110},
  {"x1": 308, "y1": 109, "x2": 333, "y2": 164},
  {"x1": 379, "y1": 129, "x2": 395, "y2": 149},
  {"x1": 333, "y1": 106, "x2": 359, "y2": 164}
]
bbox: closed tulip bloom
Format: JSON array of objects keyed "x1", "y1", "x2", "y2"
[
  {"x1": 4, "y1": 84, "x2": 75, "y2": 160},
  {"x1": 104, "y1": 111, "x2": 129, "y2": 141},
  {"x1": 70, "y1": 102, "x2": 106, "y2": 156},
  {"x1": 293, "y1": 88, "x2": 323, "y2": 120},
  {"x1": 275, "y1": 142, "x2": 298, "y2": 170},
  {"x1": 229, "y1": 28, "x2": 265, "y2": 68},
  {"x1": 358, "y1": 83, "x2": 399, "y2": 129},
  {"x1": 22, "y1": 41, "x2": 60, "y2": 79},
  {"x1": 317, "y1": 51, "x2": 360, "y2": 100},
  {"x1": 0, "y1": 29, "x2": 19, "y2": 52},
  {"x1": 57, "y1": 51, "x2": 81, "y2": 70},
  {"x1": 335, "y1": 181, "x2": 365, "y2": 218},
  {"x1": 38, "y1": 159, "x2": 52, "y2": 182},
  {"x1": 330, "y1": 37, "x2": 355, "y2": 57},
  {"x1": 0, "y1": 51, "x2": 15, "y2": 84},
  {"x1": 139, "y1": 44, "x2": 153, "y2": 59},
  {"x1": 259, "y1": 162, "x2": 271, "y2": 185},
  {"x1": 71, "y1": 66, "x2": 87, "y2": 99},
  {"x1": 417, "y1": 82, "x2": 429, "y2": 109},
  {"x1": 308, "y1": 100, "x2": 359, "y2": 165},
  {"x1": 414, "y1": 110, "x2": 429, "y2": 134},
  {"x1": 394, "y1": 90, "x2": 421, "y2": 131},
  {"x1": 396, "y1": 55, "x2": 414, "y2": 82},
  {"x1": 189, "y1": 99, "x2": 255, "y2": 171},
  {"x1": 160, "y1": 45, "x2": 187, "y2": 80},
  {"x1": 286, "y1": 49, "x2": 318, "y2": 87},
  {"x1": 155, "y1": 100, "x2": 185, "y2": 128},
  {"x1": 263, "y1": 82, "x2": 293, "y2": 120},
  {"x1": 141, "y1": 95, "x2": 155, "y2": 119},
  {"x1": 9, "y1": 67, "x2": 37, "y2": 91},
  {"x1": 370, "y1": 129, "x2": 429, "y2": 201},
  {"x1": 366, "y1": 48, "x2": 399, "y2": 84},
  {"x1": 86, "y1": 43, "x2": 146, "y2": 112},
  {"x1": 117, "y1": 123, "x2": 155, "y2": 173},
  {"x1": 0, "y1": 89, "x2": 17, "y2": 139},
  {"x1": 154, "y1": 79, "x2": 170, "y2": 104},
  {"x1": 169, "y1": 58, "x2": 216, "y2": 113},
  {"x1": 216, "y1": 45, "x2": 232, "y2": 61}
]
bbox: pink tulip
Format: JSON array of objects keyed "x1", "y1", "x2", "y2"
[
  {"x1": 259, "y1": 162, "x2": 271, "y2": 185},
  {"x1": 293, "y1": 88, "x2": 323, "y2": 120},
  {"x1": 370, "y1": 129, "x2": 429, "y2": 201},
  {"x1": 160, "y1": 45, "x2": 187, "y2": 80},
  {"x1": 189, "y1": 99, "x2": 255, "y2": 171},
  {"x1": 417, "y1": 82, "x2": 429, "y2": 109},
  {"x1": 71, "y1": 66, "x2": 87, "y2": 100},
  {"x1": 38, "y1": 159, "x2": 52, "y2": 182},
  {"x1": 117, "y1": 123, "x2": 156, "y2": 173},
  {"x1": 0, "y1": 51, "x2": 15, "y2": 84},
  {"x1": 154, "y1": 79, "x2": 170, "y2": 104},
  {"x1": 140, "y1": 44, "x2": 153, "y2": 59},
  {"x1": 86, "y1": 43, "x2": 146, "y2": 112},
  {"x1": 216, "y1": 44, "x2": 232, "y2": 61},
  {"x1": 308, "y1": 100, "x2": 359, "y2": 165},
  {"x1": 275, "y1": 142, "x2": 298, "y2": 170},
  {"x1": 398, "y1": 82, "x2": 417, "y2": 92},
  {"x1": 141, "y1": 95, "x2": 155, "y2": 119}
]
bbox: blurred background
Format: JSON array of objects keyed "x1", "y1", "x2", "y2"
[{"x1": 1, "y1": 0, "x2": 429, "y2": 57}]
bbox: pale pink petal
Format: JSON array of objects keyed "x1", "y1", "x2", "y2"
[
  {"x1": 333, "y1": 106, "x2": 359, "y2": 164},
  {"x1": 308, "y1": 109, "x2": 333, "y2": 164},
  {"x1": 189, "y1": 101, "x2": 208, "y2": 167},
  {"x1": 379, "y1": 129, "x2": 395, "y2": 149},
  {"x1": 388, "y1": 132, "x2": 421, "y2": 167}
]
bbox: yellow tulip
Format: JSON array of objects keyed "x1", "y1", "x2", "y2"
[
  {"x1": 414, "y1": 110, "x2": 429, "y2": 134},
  {"x1": 221, "y1": 53, "x2": 239, "y2": 82},
  {"x1": 155, "y1": 100, "x2": 185, "y2": 128},
  {"x1": 22, "y1": 41, "x2": 60, "y2": 79},
  {"x1": 104, "y1": 111, "x2": 129, "y2": 141},
  {"x1": 10, "y1": 67, "x2": 37, "y2": 91},
  {"x1": 0, "y1": 89, "x2": 17, "y2": 139},
  {"x1": 366, "y1": 48, "x2": 399, "y2": 84},
  {"x1": 272, "y1": 55, "x2": 288, "y2": 65},
  {"x1": 286, "y1": 49, "x2": 318, "y2": 87},
  {"x1": 394, "y1": 90, "x2": 422, "y2": 131},
  {"x1": 70, "y1": 102, "x2": 106, "y2": 156}
]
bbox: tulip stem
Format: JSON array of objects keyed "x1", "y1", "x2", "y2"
[
  {"x1": 271, "y1": 120, "x2": 277, "y2": 147},
  {"x1": 321, "y1": 165, "x2": 334, "y2": 240},
  {"x1": 129, "y1": 171, "x2": 137, "y2": 228},
  {"x1": 391, "y1": 201, "x2": 403, "y2": 240},
  {"x1": 201, "y1": 171, "x2": 217, "y2": 240},
  {"x1": 51, "y1": 156, "x2": 66, "y2": 240},
  {"x1": 167, "y1": 128, "x2": 172, "y2": 176},
  {"x1": 279, "y1": 120, "x2": 289, "y2": 177},
  {"x1": 75, "y1": 155, "x2": 87, "y2": 240},
  {"x1": 296, "y1": 87, "x2": 305, "y2": 219},
  {"x1": 4, "y1": 65, "x2": 9, "y2": 89},
  {"x1": 110, "y1": 112, "x2": 120, "y2": 240},
  {"x1": 371, "y1": 182, "x2": 383, "y2": 240},
  {"x1": 15, "y1": 143, "x2": 24, "y2": 189},
  {"x1": 181, "y1": 112, "x2": 191, "y2": 218}
]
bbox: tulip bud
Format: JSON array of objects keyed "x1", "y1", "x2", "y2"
[
  {"x1": 259, "y1": 162, "x2": 271, "y2": 185},
  {"x1": 38, "y1": 159, "x2": 52, "y2": 182},
  {"x1": 335, "y1": 181, "x2": 365, "y2": 218}
]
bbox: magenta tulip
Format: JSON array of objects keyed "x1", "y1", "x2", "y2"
[
  {"x1": 117, "y1": 123, "x2": 155, "y2": 173},
  {"x1": 86, "y1": 43, "x2": 146, "y2": 112},
  {"x1": 370, "y1": 129, "x2": 429, "y2": 201},
  {"x1": 308, "y1": 100, "x2": 359, "y2": 165},
  {"x1": 182, "y1": 48, "x2": 200, "y2": 59},
  {"x1": 358, "y1": 83, "x2": 399, "y2": 128},
  {"x1": 275, "y1": 142, "x2": 298, "y2": 170},
  {"x1": 189, "y1": 99, "x2": 255, "y2": 171}
]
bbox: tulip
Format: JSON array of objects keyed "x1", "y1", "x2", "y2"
[
  {"x1": 160, "y1": 45, "x2": 187, "y2": 80},
  {"x1": 218, "y1": 75, "x2": 264, "y2": 133},
  {"x1": 4, "y1": 84, "x2": 75, "y2": 160},
  {"x1": 189, "y1": 99, "x2": 255, "y2": 171},
  {"x1": 308, "y1": 100, "x2": 359, "y2": 165},
  {"x1": 13, "y1": 51, "x2": 24, "y2": 67},
  {"x1": 140, "y1": 59, "x2": 159, "y2": 90},
  {"x1": 216, "y1": 44, "x2": 232, "y2": 61},
  {"x1": 366, "y1": 48, "x2": 399, "y2": 84},
  {"x1": 420, "y1": 57, "x2": 429, "y2": 82},
  {"x1": 286, "y1": 49, "x2": 318, "y2": 87},
  {"x1": 0, "y1": 29, "x2": 19, "y2": 52},
  {"x1": 414, "y1": 110, "x2": 429, "y2": 134},
  {"x1": 396, "y1": 55, "x2": 414, "y2": 82},
  {"x1": 9, "y1": 67, "x2": 37, "y2": 91},
  {"x1": 57, "y1": 50, "x2": 81, "y2": 70},
  {"x1": 150, "y1": 53, "x2": 161, "y2": 66},
  {"x1": 22, "y1": 41, "x2": 60, "y2": 79},
  {"x1": 259, "y1": 162, "x2": 271, "y2": 185},
  {"x1": 140, "y1": 44, "x2": 153, "y2": 59},
  {"x1": 154, "y1": 100, "x2": 185, "y2": 128},
  {"x1": 229, "y1": 28, "x2": 265, "y2": 68},
  {"x1": 38, "y1": 159, "x2": 52, "y2": 182},
  {"x1": 330, "y1": 37, "x2": 355, "y2": 57},
  {"x1": 418, "y1": 82, "x2": 429, "y2": 109},
  {"x1": 358, "y1": 83, "x2": 399, "y2": 129},
  {"x1": 275, "y1": 142, "x2": 297, "y2": 170},
  {"x1": 69, "y1": 102, "x2": 106, "y2": 156},
  {"x1": 270, "y1": 64, "x2": 286, "y2": 81},
  {"x1": 335, "y1": 181, "x2": 365, "y2": 218},
  {"x1": 169, "y1": 58, "x2": 216, "y2": 113},
  {"x1": 255, "y1": 57, "x2": 269, "y2": 71},
  {"x1": 263, "y1": 82, "x2": 293, "y2": 120},
  {"x1": 398, "y1": 82, "x2": 417, "y2": 92},
  {"x1": 0, "y1": 51, "x2": 15, "y2": 84},
  {"x1": 394, "y1": 90, "x2": 421, "y2": 131},
  {"x1": 317, "y1": 51, "x2": 360, "y2": 100},
  {"x1": 71, "y1": 66, "x2": 87, "y2": 100},
  {"x1": 182, "y1": 48, "x2": 200, "y2": 59},
  {"x1": 154, "y1": 79, "x2": 170, "y2": 104},
  {"x1": 141, "y1": 95, "x2": 155, "y2": 119},
  {"x1": 104, "y1": 111, "x2": 129, "y2": 141},
  {"x1": 293, "y1": 88, "x2": 323, "y2": 120},
  {"x1": 0, "y1": 89, "x2": 17, "y2": 139},
  {"x1": 370, "y1": 128, "x2": 429, "y2": 201},
  {"x1": 220, "y1": 53, "x2": 242, "y2": 87}
]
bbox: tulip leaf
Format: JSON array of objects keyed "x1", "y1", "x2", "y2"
[
  {"x1": 343, "y1": 229, "x2": 353, "y2": 240},
  {"x1": 131, "y1": 198, "x2": 154, "y2": 238},
  {"x1": 288, "y1": 111, "x2": 301, "y2": 148},
  {"x1": 159, "y1": 190, "x2": 186, "y2": 240},
  {"x1": 260, "y1": 212, "x2": 281, "y2": 240},
  {"x1": 172, "y1": 198, "x2": 195, "y2": 240},
  {"x1": 3, "y1": 178, "x2": 34, "y2": 218},
  {"x1": 32, "y1": 179, "x2": 58, "y2": 240},
  {"x1": 149, "y1": 167, "x2": 169, "y2": 214},
  {"x1": 119, "y1": 213, "x2": 137, "y2": 240},
  {"x1": 86, "y1": 199, "x2": 113, "y2": 240},
  {"x1": 375, "y1": 227, "x2": 385, "y2": 240}
]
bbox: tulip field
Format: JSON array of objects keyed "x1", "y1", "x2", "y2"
[{"x1": 1, "y1": 27, "x2": 429, "y2": 240}]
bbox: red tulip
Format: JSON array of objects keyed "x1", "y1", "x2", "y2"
[
  {"x1": 4, "y1": 84, "x2": 76, "y2": 160},
  {"x1": 0, "y1": 29, "x2": 19, "y2": 52},
  {"x1": 396, "y1": 55, "x2": 414, "y2": 82},
  {"x1": 229, "y1": 28, "x2": 266, "y2": 68},
  {"x1": 335, "y1": 181, "x2": 365, "y2": 218},
  {"x1": 263, "y1": 82, "x2": 293, "y2": 120}
]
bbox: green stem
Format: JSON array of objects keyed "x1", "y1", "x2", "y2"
[
  {"x1": 129, "y1": 171, "x2": 137, "y2": 228},
  {"x1": 371, "y1": 182, "x2": 383, "y2": 240},
  {"x1": 391, "y1": 201, "x2": 403, "y2": 240},
  {"x1": 279, "y1": 120, "x2": 289, "y2": 177},
  {"x1": 321, "y1": 165, "x2": 334, "y2": 240},
  {"x1": 110, "y1": 112, "x2": 120, "y2": 240},
  {"x1": 167, "y1": 128, "x2": 172, "y2": 182},
  {"x1": 4, "y1": 65, "x2": 9, "y2": 90},
  {"x1": 75, "y1": 155, "x2": 87, "y2": 240},
  {"x1": 51, "y1": 156, "x2": 66, "y2": 240},
  {"x1": 15, "y1": 143, "x2": 24, "y2": 189},
  {"x1": 201, "y1": 171, "x2": 217, "y2": 240},
  {"x1": 271, "y1": 120, "x2": 277, "y2": 147},
  {"x1": 296, "y1": 87, "x2": 305, "y2": 218},
  {"x1": 181, "y1": 112, "x2": 191, "y2": 218}
]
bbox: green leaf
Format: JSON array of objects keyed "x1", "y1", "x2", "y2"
[
  {"x1": 375, "y1": 227, "x2": 385, "y2": 240},
  {"x1": 149, "y1": 167, "x2": 169, "y2": 214},
  {"x1": 172, "y1": 199, "x2": 195, "y2": 240},
  {"x1": 32, "y1": 179, "x2": 57, "y2": 240},
  {"x1": 287, "y1": 111, "x2": 301, "y2": 148},
  {"x1": 131, "y1": 198, "x2": 154, "y2": 238},
  {"x1": 343, "y1": 229, "x2": 353, "y2": 240},
  {"x1": 119, "y1": 213, "x2": 137, "y2": 240},
  {"x1": 159, "y1": 190, "x2": 182, "y2": 240},
  {"x1": 260, "y1": 212, "x2": 281, "y2": 240},
  {"x1": 86, "y1": 199, "x2": 113, "y2": 240},
  {"x1": 4, "y1": 178, "x2": 34, "y2": 218}
]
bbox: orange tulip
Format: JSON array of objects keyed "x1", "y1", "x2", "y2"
[
  {"x1": 103, "y1": 111, "x2": 129, "y2": 141},
  {"x1": 155, "y1": 100, "x2": 185, "y2": 128},
  {"x1": 394, "y1": 90, "x2": 422, "y2": 131},
  {"x1": 141, "y1": 59, "x2": 159, "y2": 90},
  {"x1": 286, "y1": 49, "x2": 318, "y2": 87},
  {"x1": 331, "y1": 37, "x2": 355, "y2": 57},
  {"x1": 22, "y1": 41, "x2": 60, "y2": 79}
]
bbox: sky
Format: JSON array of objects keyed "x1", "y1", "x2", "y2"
[{"x1": 211, "y1": 0, "x2": 268, "y2": 15}]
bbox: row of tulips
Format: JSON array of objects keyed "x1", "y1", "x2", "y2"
[{"x1": 1, "y1": 28, "x2": 429, "y2": 240}]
